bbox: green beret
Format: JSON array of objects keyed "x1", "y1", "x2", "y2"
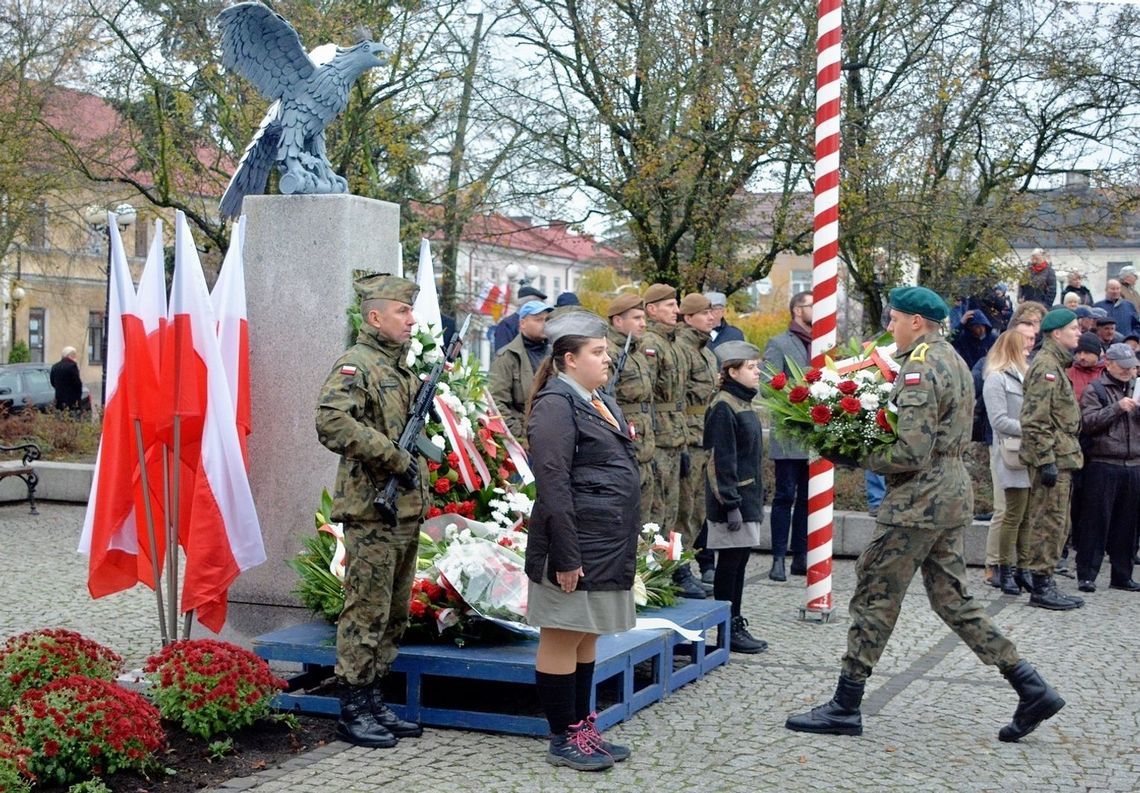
[
  {"x1": 354, "y1": 273, "x2": 419, "y2": 304},
  {"x1": 889, "y1": 286, "x2": 949, "y2": 322},
  {"x1": 1041, "y1": 308, "x2": 1077, "y2": 333}
]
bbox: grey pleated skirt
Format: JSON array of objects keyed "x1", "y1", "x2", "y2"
[
  {"x1": 526, "y1": 575, "x2": 636, "y2": 634},
  {"x1": 705, "y1": 520, "x2": 762, "y2": 550}
]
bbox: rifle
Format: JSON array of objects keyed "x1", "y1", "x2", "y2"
[
  {"x1": 604, "y1": 331, "x2": 633, "y2": 396},
  {"x1": 373, "y1": 315, "x2": 471, "y2": 523}
]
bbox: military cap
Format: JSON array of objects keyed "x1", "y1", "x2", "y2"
[
  {"x1": 714, "y1": 340, "x2": 761, "y2": 365},
  {"x1": 679, "y1": 293, "x2": 712, "y2": 315},
  {"x1": 545, "y1": 310, "x2": 608, "y2": 345},
  {"x1": 607, "y1": 292, "x2": 644, "y2": 318},
  {"x1": 354, "y1": 273, "x2": 419, "y2": 304},
  {"x1": 888, "y1": 286, "x2": 949, "y2": 322},
  {"x1": 703, "y1": 291, "x2": 727, "y2": 307},
  {"x1": 643, "y1": 283, "x2": 677, "y2": 304},
  {"x1": 1041, "y1": 308, "x2": 1077, "y2": 332}
]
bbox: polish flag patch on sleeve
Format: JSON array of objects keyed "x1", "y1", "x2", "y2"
[
  {"x1": 340, "y1": 364, "x2": 358, "y2": 377},
  {"x1": 1045, "y1": 373, "x2": 1056, "y2": 381},
  {"x1": 645, "y1": 348, "x2": 656, "y2": 357},
  {"x1": 904, "y1": 372, "x2": 922, "y2": 386}
]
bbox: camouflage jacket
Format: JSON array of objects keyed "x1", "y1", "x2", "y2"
[
  {"x1": 641, "y1": 320, "x2": 685, "y2": 448},
  {"x1": 1019, "y1": 338, "x2": 1083, "y2": 470},
  {"x1": 606, "y1": 326, "x2": 656, "y2": 463},
  {"x1": 863, "y1": 332, "x2": 974, "y2": 529},
  {"x1": 674, "y1": 325, "x2": 719, "y2": 446},
  {"x1": 315, "y1": 324, "x2": 429, "y2": 523}
]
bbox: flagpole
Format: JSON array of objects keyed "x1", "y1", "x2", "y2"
[
  {"x1": 133, "y1": 419, "x2": 169, "y2": 645},
  {"x1": 169, "y1": 417, "x2": 181, "y2": 642}
]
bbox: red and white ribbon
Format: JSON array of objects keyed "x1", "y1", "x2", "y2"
[{"x1": 434, "y1": 396, "x2": 482, "y2": 491}]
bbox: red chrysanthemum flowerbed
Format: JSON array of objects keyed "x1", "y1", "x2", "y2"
[
  {"x1": 144, "y1": 639, "x2": 287, "y2": 739},
  {"x1": 0, "y1": 628, "x2": 122, "y2": 709}
]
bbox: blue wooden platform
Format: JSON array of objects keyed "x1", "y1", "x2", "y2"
[{"x1": 253, "y1": 599, "x2": 731, "y2": 736}]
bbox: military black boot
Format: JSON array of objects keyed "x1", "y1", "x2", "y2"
[
  {"x1": 998, "y1": 660, "x2": 1065, "y2": 742},
  {"x1": 370, "y1": 685, "x2": 423, "y2": 737},
  {"x1": 729, "y1": 615, "x2": 768, "y2": 654},
  {"x1": 998, "y1": 565, "x2": 1021, "y2": 596},
  {"x1": 673, "y1": 566, "x2": 707, "y2": 599},
  {"x1": 1028, "y1": 572, "x2": 1082, "y2": 611},
  {"x1": 785, "y1": 675, "x2": 864, "y2": 735},
  {"x1": 336, "y1": 685, "x2": 397, "y2": 748}
]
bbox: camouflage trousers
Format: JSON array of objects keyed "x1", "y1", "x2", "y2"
[
  {"x1": 675, "y1": 445, "x2": 708, "y2": 550},
  {"x1": 651, "y1": 445, "x2": 682, "y2": 531},
  {"x1": 841, "y1": 519, "x2": 1020, "y2": 683},
  {"x1": 1021, "y1": 467, "x2": 1072, "y2": 574},
  {"x1": 335, "y1": 517, "x2": 421, "y2": 686},
  {"x1": 639, "y1": 459, "x2": 655, "y2": 523}
]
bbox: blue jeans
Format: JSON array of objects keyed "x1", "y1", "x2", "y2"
[
  {"x1": 771, "y1": 459, "x2": 808, "y2": 559},
  {"x1": 865, "y1": 470, "x2": 886, "y2": 509}
]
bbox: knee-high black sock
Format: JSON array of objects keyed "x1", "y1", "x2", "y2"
[
  {"x1": 574, "y1": 661, "x2": 596, "y2": 722},
  {"x1": 535, "y1": 670, "x2": 577, "y2": 735}
]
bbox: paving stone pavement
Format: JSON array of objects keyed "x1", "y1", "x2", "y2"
[{"x1": 3, "y1": 504, "x2": 1138, "y2": 792}]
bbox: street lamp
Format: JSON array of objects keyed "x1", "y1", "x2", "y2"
[{"x1": 85, "y1": 203, "x2": 136, "y2": 407}]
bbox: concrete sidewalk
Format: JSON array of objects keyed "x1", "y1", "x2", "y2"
[{"x1": 2, "y1": 504, "x2": 1137, "y2": 792}]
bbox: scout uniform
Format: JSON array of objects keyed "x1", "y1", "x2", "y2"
[
  {"x1": 606, "y1": 292, "x2": 656, "y2": 517},
  {"x1": 639, "y1": 284, "x2": 686, "y2": 530},
  {"x1": 787, "y1": 287, "x2": 1064, "y2": 743},
  {"x1": 315, "y1": 273, "x2": 428, "y2": 747},
  {"x1": 674, "y1": 293, "x2": 719, "y2": 552}
]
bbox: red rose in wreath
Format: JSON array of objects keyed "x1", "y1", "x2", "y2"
[
  {"x1": 770, "y1": 372, "x2": 788, "y2": 390},
  {"x1": 837, "y1": 380, "x2": 858, "y2": 395},
  {"x1": 804, "y1": 368, "x2": 823, "y2": 383},
  {"x1": 839, "y1": 396, "x2": 862, "y2": 415},
  {"x1": 788, "y1": 385, "x2": 811, "y2": 404},
  {"x1": 810, "y1": 404, "x2": 833, "y2": 424},
  {"x1": 434, "y1": 477, "x2": 451, "y2": 495},
  {"x1": 426, "y1": 506, "x2": 443, "y2": 518}
]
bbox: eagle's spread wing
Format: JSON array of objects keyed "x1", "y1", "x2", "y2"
[{"x1": 218, "y1": 2, "x2": 314, "y2": 100}]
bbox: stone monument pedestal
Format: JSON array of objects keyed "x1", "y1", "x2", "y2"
[{"x1": 222, "y1": 194, "x2": 399, "y2": 644}]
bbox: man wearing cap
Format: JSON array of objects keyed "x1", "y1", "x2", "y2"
[
  {"x1": 1018, "y1": 308, "x2": 1085, "y2": 610},
  {"x1": 640, "y1": 284, "x2": 703, "y2": 597},
  {"x1": 316, "y1": 274, "x2": 431, "y2": 748},
  {"x1": 761, "y1": 290, "x2": 814, "y2": 579},
  {"x1": 787, "y1": 286, "x2": 1065, "y2": 742},
  {"x1": 1067, "y1": 332, "x2": 1105, "y2": 400},
  {"x1": 675, "y1": 293, "x2": 720, "y2": 591},
  {"x1": 49, "y1": 346, "x2": 83, "y2": 414},
  {"x1": 1094, "y1": 279, "x2": 1140, "y2": 338},
  {"x1": 704, "y1": 291, "x2": 744, "y2": 350},
  {"x1": 1118, "y1": 266, "x2": 1140, "y2": 313},
  {"x1": 1074, "y1": 306, "x2": 1096, "y2": 334},
  {"x1": 605, "y1": 293, "x2": 656, "y2": 516},
  {"x1": 493, "y1": 283, "x2": 549, "y2": 352},
  {"x1": 490, "y1": 300, "x2": 553, "y2": 443},
  {"x1": 1074, "y1": 343, "x2": 1140, "y2": 593}
]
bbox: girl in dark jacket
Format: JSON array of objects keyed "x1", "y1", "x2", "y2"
[
  {"x1": 704, "y1": 340, "x2": 768, "y2": 654},
  {"x1": 524, "y1": 310, "x2": 640, "y2": 772}
]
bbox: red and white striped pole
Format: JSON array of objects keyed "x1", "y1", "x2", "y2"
[{"x1": 803, "y1": 0, "x2": 842, "y2": 620}]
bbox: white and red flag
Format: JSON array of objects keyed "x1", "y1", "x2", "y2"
[
  {"x1": 210, "y1": 214, "x2": 252, "y2": 466},
  {"x1": 168, "y1": 211, "x2": 265, "y2": 632},
  {"x1": 475, "y1": 281, "x2": 503, "y2": 316}
]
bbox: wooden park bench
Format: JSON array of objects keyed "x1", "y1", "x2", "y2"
[{"x1": 0, "y1": 442, "x2": 40, "y2": 514}]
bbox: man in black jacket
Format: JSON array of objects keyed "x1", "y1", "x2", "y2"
[{"x1": 49, "y1": 347, "x2": 84, "y2": 414}]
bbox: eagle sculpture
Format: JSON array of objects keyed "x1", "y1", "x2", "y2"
[{"x1": 217, "y1": 2, "x2": 391, "y2": 218}]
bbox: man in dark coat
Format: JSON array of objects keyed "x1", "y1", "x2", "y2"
[
  {"x1": 704, "y1": 291, "x2": 744, "y2": 350},
  {"x1": 493, "y1": 284, "x2": 548, "y2": 352},
  {"x1": 952, "y1": 310, "x2": 996, "y2": 376},
  {"x1": 1094, "y1": 280, "x2": 1140, "y2": 337},
  {"x1": 49, "y1": 347, "x2": 84, "y2": 412}
]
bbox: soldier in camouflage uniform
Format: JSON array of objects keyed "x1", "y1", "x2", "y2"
[
  {"x1": 787, "y1": 287, "x2": 1065, "y2": 743},
  {"x1": 674, "y1": 293, "x2": 720, "y2": 587},
  {"x1": 315, "y1": 274, "x2": 430, "y2": 748},
  {"x1": 605, "y1": 293, "x2": 656, "y2": 517},
  {"x1": 640, "y1": 284, "x2": 703, "y2": 598},
  {"x1": 1018, "y1": 308, "x2": 1085, "y2": 610}
]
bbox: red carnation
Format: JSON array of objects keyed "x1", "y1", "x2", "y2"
[
  {"x1": 810, "y1": 404, "x2": 833, "y2": 424},
  {"x1": 444, "y1": 502, "x2": 460, "y2": 514},
  {"x1": 498, "y1": 536, "x2": 514, "y2": 548},
  {"x1": 788, "y1": 385, "x2": 810, "y2": 404},
  {"x1": 805, "y1": 368, "x2": 823, "y2": 383},
  {"x1": 427, "y1": 461, "x2": 441, "y2": 472},
  {"x1": 770, "y1": 372, "x2": 788, "y2": 390},
  {"x1": 409, "y1": 599, "x2": 427, "y2": 618},
  {"x1": 876, "y1": 408, "x2": 893, "y2": 432},
  {"x1": 837, "y1": 380, "x2": 858, "y2": 395},
  {"x1": 434, "y1": 477, "x2": 451, "y2": 495},
  {"x1": 839, "y1": 396, "x2": 862, "y2": 415},
  {"x1": 426, "y1": 506, "x2": 443, "y2": 518},
  {"x1": 447, "y1": 452, "x2": 460, "y2": 468}
]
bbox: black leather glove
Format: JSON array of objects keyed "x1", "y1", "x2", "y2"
[
  {"x1": 825, "y1": 452, "x2": 861, "y2": 469},
  {"x1": 1040, "y1": 463, "x2": 1058, "y2": 488},
  {"x1": 726, "y1": 507, "x2": 744, "y2": 532},
  {"x1": 679, "y1": 452, "x2": 691, "y2": 478},
  {"x1": 398, "y1": 453, "x2": 420, "y2": 490}
]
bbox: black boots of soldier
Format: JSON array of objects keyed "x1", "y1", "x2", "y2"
[
  {"x1": 999, "y1": 660, "x2": 1065, "y2": 742},
  {"x1": 336, "y1": 684, "x2": 422, "y2": 748},
  {"x1": 785, "y1": 675, "x2": 864, "y2": 736},
  {"x1": 729, "y1": 615, "x2": 768, "y2": 654},
  {"x1": 673, "y1": 565, "x2": 707, "y2": 599},
  {"x1": 1028, "y1": 572, "x2": 1084, "y2": 610},
  {"x1": 998, "y1": 565, "x2": 1021, "y2": 596}
]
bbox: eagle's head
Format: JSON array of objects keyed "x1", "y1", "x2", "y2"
[{"x1": 337, "y1": 27, "x2": 390, "y2": 71}]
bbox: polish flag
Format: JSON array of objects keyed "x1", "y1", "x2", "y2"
[
  {"x1": 475, "y1": 282, "x2": 503, "y2": 316},
  {"x1": 170, "y1": 212, "x2": 265, "y2": 632},
  {"x1": 79, "y1": 216, "x2": 150, "y2": 596},
  {"x1": 210, "y1": 215, "x2": 251, "y2": 466}
]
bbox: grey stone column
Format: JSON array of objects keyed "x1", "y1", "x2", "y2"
[{"x1": 223, "y1": 194, "x2": 399, "y2": 643}]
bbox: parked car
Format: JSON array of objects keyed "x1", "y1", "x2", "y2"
[{"x1": 0, "y1": 363, "x2": 92, "y2": 414}]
